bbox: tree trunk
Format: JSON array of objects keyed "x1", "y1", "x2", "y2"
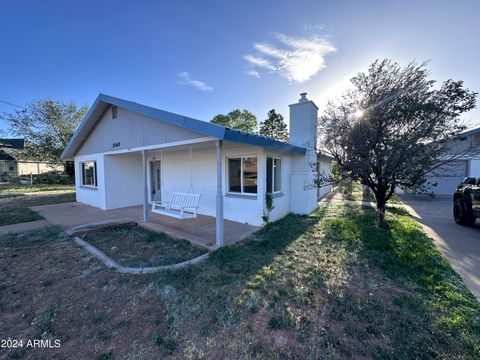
[{"x1": 377, "y1": 202, "x2": 387, "y2": 228}]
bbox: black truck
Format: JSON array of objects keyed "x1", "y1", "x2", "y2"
[{"x1": 453, "y1": 177, "x2": 480, "y2": 226}]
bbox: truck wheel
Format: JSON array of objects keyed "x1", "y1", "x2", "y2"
[{"x1": 453, "y1": 198, "x2": 476, "y2": 226}]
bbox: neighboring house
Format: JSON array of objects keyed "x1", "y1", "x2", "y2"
[
  {"x1": 61, "y1": 93, "x2": 333, "y2": 245},
  {"x1": 0, "y1": 139, "x2": 63, "y2": 177},
  {"x1": 425, "y1": 127, "x2": 480, "y2": 195}
]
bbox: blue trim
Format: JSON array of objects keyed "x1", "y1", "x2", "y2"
[{"x1": 61, "y1": 93, "x2": 306, "y2": 159}]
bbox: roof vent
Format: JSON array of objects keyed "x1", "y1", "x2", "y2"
[{"x1": 111, "y1": 106, "x2": 118, "y2": 119}]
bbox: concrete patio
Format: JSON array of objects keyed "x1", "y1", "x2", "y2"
[{"x1": 31, "y1": 202, "x2": 260, "y2": 250}]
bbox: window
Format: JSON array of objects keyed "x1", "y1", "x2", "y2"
[
  {"x1": 81, "y1": 161, "x2": 97, "y2": 187},
  {"x1": 228, "y1": 157, "x2": 257, "y2": 194},
  {"x1": 266, "y1": 157, "x2": 282, "y2": 193}
]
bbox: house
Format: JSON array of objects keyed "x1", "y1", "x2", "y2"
[
  {"x1": 425, "y1": 127, "x2": 480, "y2": 195},
  {"x1": 0, "y1": 139, "x2": 63, "y2": 179},
  {"x1": 61, "y1": 93, "x2": 333, "y2": 246}
]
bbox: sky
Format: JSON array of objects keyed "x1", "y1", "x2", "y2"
[{"x1": 1, "y1": 0, "x2": 479, "y2": 135}]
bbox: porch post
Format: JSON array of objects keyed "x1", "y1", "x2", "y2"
[
  {"x1": 215, "y1": 140, "x2": 224, "y2": 247},
  {"x1": 142, "y1": 149, "x2": 148, "y2": 222}
]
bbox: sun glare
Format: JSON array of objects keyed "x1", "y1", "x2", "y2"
[{"x1": 354, "y1": 109, "x2": 364, "y2": 118}]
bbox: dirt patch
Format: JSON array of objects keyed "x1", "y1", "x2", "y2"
[
  {"x1": 82, "y1": 226, "x2": 206, "y2": 267},
  {"x1": 0, "y1": 226, "x2": 170, "y2": 359}
]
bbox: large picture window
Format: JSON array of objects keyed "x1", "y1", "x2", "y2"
[
  {"x1": 266, "y1": 157, "x2": 282, "y2": 193},
  {"x1": 228, "y1": 157, "x2": 257, "y2": 194},
  {"x1": 81, "y1": 161, "x2": 97, "y2": 187}
]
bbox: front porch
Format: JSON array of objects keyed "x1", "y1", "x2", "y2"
[{"x1": 31, "y1": 202, "x2": 260, "y2": 250}]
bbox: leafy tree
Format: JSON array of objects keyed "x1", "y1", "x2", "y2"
[
  {"x1": 259, "y1": 109, "x2": 289, "y2": 141},
  {"x1": 2, "y1": 100, "x2": 88, "y2": 174},
  {"x1": 319, "y1": 59, "x2": 477, "y2": 228},
  {"x1": 211, "y1": 109, "x2": 257, "y2": 133}
]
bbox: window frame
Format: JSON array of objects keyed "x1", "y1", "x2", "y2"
[
  {"x1": 266, "y1": 156, "x2": 282, "y2": 194},
  {"x1": 80, "y1": 160, "x2": 97, "y2": 188},
  {"x1": 226, "y1": 156, "x2": 258, "y2": 196}
]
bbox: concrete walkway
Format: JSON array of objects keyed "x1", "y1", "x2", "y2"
[
  {"x1": 31, "y1": 202, "x2": 259, "y2": 250},
  {"x1": 400, "y1": 195, "x2": 480, "y2": 299},
  {"x1": 0, "y1": 219, "x2": 50, "y2": 235}
]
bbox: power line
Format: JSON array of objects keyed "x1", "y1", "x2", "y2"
[{"x1": 0, "y1": 99, "x2": 28, "y2": 110}]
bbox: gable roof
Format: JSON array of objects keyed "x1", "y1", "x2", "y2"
[
  {"x1": 462, "y1": 126, "x2": 480, "y2": 137},
  {"x1": 61, "y1": 94, "x2": 306, "y2": 160},
  {"x1": 0, "y1": 138, "x2": 24, "y2": 149},
  {"x1": 0, "y1": 148, "x2": 24, "y2": 161}
]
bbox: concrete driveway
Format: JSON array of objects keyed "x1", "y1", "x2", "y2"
[{"x1": 400, "y1": 195, "x2": 480, "y2": 299}]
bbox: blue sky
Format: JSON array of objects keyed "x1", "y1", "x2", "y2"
[{"x1": 1, "y1": 0, "x2": 479, "y2": 134}]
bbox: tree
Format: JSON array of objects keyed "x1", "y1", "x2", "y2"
[
  {"x1": 319, "y1": 59, "x2": 477, "y2": 228},
  {"x1": 2, "y1": 100, "x2": 88, "y2": 174},
  {"x1": 211, "y1": 109, "x2": 257, "y2": 133},
  {"x1": 259, "y1": 109, "x2": 289, "y2": 141}
]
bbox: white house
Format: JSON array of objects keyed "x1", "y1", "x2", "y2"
[
  {"x1": 424, "y1": 127, "x2": 480, "y2": 195},
  {"x1": 61, "y1": 93, "x2": 333, "y2": 246}
]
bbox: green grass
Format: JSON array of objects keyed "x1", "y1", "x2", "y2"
[
  {"x1": 142, "y1": 205, "x2": 479, "y2": 358},
  {"x1": 321, "y1": 205, "x2": 480, "y2": 358},
  {"x1": 0, "y1": 184, "x2": 75, "y2": 194},
  {"x1": 0, "y1": 206, "x2": 42, "y2": 226},
  {"x1": 0, "y1": 192, "x2": 75, "y2": 226},
  {"x1": 338, "y1": 180, "x2": 401, "y2": 203},
  {"x1": 0, "y1": 226, "x2": 68, "y2": 248}
]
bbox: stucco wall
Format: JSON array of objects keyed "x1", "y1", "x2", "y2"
[
  {"x1": 74, "y1": 153, "x2": 106, "y2": 209},
  {"x1": 318, "y1": 158, "x2": 333, "y2": 198},
  {"x1": 470, "y1": 159, "x2": 480, "y2": 178},
  {"x1": 263, "y1": 150, "x2": 292, "y2": 223},
  {"x1": 73, "y1": 142, "x2": 328, "y2": 226},
  {"x1": 104, "y1": 152, "x2": 143, "y2": 209},
  {"x1": 147, "y1": 144, "x2": 265, "y2": 226},
  {"x1": 76, "y1": 106, "x2": 205, "y2": 156}
]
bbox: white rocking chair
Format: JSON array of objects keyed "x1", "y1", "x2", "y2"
[{"x1": 151, "y1": 191, "x2": 200, "y2": 219}]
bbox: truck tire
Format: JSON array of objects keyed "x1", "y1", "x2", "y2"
[{"x1": 453, "y1": 198, "x2": 476, "y2": 226}]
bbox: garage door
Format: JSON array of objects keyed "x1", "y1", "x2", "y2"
[{"x1": 426, "y1": 160, "x2": 468, "y2": 195}]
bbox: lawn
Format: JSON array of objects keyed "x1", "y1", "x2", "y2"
[
  {"x1": 0, "y1": 205, "x2": 478, "y2": 359},
  {"x1": 337, "y1": 180, "x2": 401, "y2": 204},
  {"x1": 0, "y1": 183, "x2": 75, "y2": 194},
  {"x1": 83, "y1": 226, "x2": 207, "y2": 267},
  {"x1": 0, "y1": 192, "x2": 76, "y2": 226}
]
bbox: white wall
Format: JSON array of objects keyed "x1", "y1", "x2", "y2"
[
  {"x1": 74, "y1": 142, "x2": 331, "y2": 226},
  {"x1": 470, "y1": 159, "x2": 480, "y2": 178},
  {"x1": 147, "y1": 144, "x2": 266, "y2": 226},
  {"x1": 263, "y1": 150, "x2": 292, "y2": 222},
  {"x1": 104, "y1": 152, "x2": 144, "y2": 209},
  {"x1": 289, "y1": 95, "x2": 319, "y2": 215},
  {"x1": 74, "y1": 153, "x2": 106, "y2": 209},
  {"x1": 318, "y1": 158, "x2": 333, "y2": 198},
  {"x1": 76, "y1": 106, "x2": 204, "y2": 156}
]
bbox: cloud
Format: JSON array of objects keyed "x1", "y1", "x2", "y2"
[
  {"x1": 178, "y1": 72, "x2": 213, "y2": 92},
  {"x1": 243, "y1": 33, "x2": 336, "y2": 83},
  {"x1": 243, "y1": 55, "x2": 275, "y2": 70},
  {"x1": 245, "y1": 69, "x2": 261, "y2": 78}
]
